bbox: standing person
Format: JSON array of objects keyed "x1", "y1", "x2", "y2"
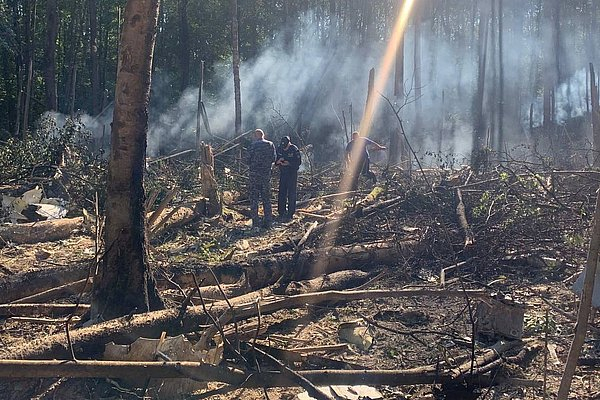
[
  {"x1": 276, "y1": 136, "x2": 302, "y2": 220},
  {"x1": 248, "y1": 129, "x2": 276, "y2": 229},
  {"x1": 345, "y1": 131, "x2": 386, "y2": 186}
]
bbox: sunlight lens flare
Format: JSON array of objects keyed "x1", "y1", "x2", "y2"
[
  {"x1": 340, "y1": 0, "x2": 416, "y2": 195},
  {"x1": 313, "y1": 0, "x2": 416, "y2": 276}
]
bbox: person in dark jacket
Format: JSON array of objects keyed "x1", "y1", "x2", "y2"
[
  {"x1": 248, "y1": 129, "x2": 277, "y2": 229},
  {"x1": 345, "y1": 131, "x2": 386, "y2": 187},
  {"x1": 276, "y1": 136, "x2": 301, "y2": 220}
]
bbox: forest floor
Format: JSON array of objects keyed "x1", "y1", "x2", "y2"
[{"x1": 1, "y1": 158, "x2": 599, "y2": 400}]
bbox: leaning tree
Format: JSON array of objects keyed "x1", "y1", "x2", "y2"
[{"x1": 91, "y1": 0, "x2": 164, "y2": 321}]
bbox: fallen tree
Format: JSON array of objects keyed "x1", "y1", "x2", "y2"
[
  {"x1": 0, "y1": 217, "x2": 85, "y2": 246},
  {"x1": 1, "y1": 240, "x2": 419, "y2": 303},
  {"x1": 0, "y1": 340, "x2": 541, "y2": 388},
  {"x1": 0, "y1": 288, "x2": 487, "y2": 360}
]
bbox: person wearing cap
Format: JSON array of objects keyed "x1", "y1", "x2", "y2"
[
  {"x1": 345, "y1": 131, "x2": 386, "y2": 187},
  {"x1": 275, "y1": 136, "x2": 302, "y2": 221},
  {"x1": 248, "y1": 129, "x2": 277, "y2": 229}
]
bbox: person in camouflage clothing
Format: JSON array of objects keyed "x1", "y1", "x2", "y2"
[{"x1": 247, "y1": 129, "x2": 277, "y2": 229}]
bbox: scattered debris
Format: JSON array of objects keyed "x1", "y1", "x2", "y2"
[
  {"x1": 296, "y1": 385, "x2": 383, "y2": 400},
  {"x1": 338, "y1": 319, "x2": 374, "y2": 351},
  {"x1": 104, "y1": 334, "x2": 223, "y2": 398}
]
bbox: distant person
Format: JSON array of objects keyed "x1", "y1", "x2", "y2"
[
  {"x1": 345, "y1": 131, "x2": 386, "y2": 186},
  {"x1": 247, "y1": 129, "x2": 276, "y2": 229},
  {"x1": 276, "y1": 136, "x2": 302, "y2": 220}
]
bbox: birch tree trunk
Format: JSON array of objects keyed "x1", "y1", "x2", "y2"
[{"x1": 91, "y1": 0, "x2": 163, "y2": 322}]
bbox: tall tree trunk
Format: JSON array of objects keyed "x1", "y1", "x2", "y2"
[
  {"x1": 178, "y1": 0, "x2": 190, "y2": 91},
  {"x1": 591, "y1": 64, "x2": 600, "y2": 167},
  {"x1": 231, "y1": 0, "x2": 242, "y2": 136},
  {"x1": 12, "y1": 0, "x2": 23, "y2": 136},
  {"x1": 89, "y1": 0, "x2": 100, "y2": 114},
  {"x1": 390, "y1": 16, "x2": 405, "y2": 166},
  {"x1": 43, "y1": 0, "x2": 58, "y2": 111},
  {"x1": 497, "y1": 0, "x2": 504, "y2": 158},
  {"x1": 282, "y1": 0, "x2": 294, "y2": 53},
  {"x1": 471, "y1": 10, "x2": 489, "y2": 169},
  {"x1": 22, "y1": 0, "x2": 37, "y2": 138},
  {"x1": 413, "y1": 4, "x2": 422, "y2": 145},
  {"x1": 542, "y1": 0, "x2": 555, "y2": 129},
  {"x1": 489, "y1": 0, "x2": 497, "y2": 153},
  {"x1": 91, "y1": 0, "x2": 163, "y2": 322}
]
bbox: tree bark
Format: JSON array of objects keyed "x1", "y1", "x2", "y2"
[
  {"x1": 91, "y1": 0, "x2": 163, "y2": 322},
  {"x1": 497, "y1": 0, "x2": 504, "y2": 158},
  {"x1": 43, "y1": 0, "x2": 58, "y2": 111},
  {"x1": 231, "y1": 0, "x2": 242, "y2": 136},
  {"x1": 199, "y1": 143, "x2": 222, "y2": 216},
  {"x1": 471, "y1": 8, "x2": 489, "y2": 170}
]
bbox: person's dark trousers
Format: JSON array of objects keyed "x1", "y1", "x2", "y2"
[
  {"x1": 278, "y1": 168, "x2": 298, "y2": 218},
  {"x1": 361, "y1": 157, "x2": 376, "y2": 183}
]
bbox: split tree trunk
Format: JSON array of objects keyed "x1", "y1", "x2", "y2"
[
  {"x1": 199, "y1": 143, "x2": 222, "y2": 216},
  {"x1": 91, "y1": 0, "x2": 163, "y2": 322}
]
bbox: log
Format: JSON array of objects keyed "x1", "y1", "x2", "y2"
[
  {"x1": 0, "y1": 217, "x2": 85, "y2": 246},
  {"x1": 284, "y1": 270, "x2": 371, "y2": 295},
  {"x1": 0, "y1": 344, "x2": 539, "y2": 389},
  {"x1": 149, "y1": 240, "x2": 419, "y2": 289},
  {"x1": 0, "y1": 265, "x2": 89, "y2": 304},
  {"x1": 0, "y1": 288, "x2": 487, "y2": 360},
  {"x1": 0, "y1": 303, "x2": 90, "y2": 317},
  {"x1": 0, "y1": 240, "x2": 416, "y2": 304},
  {"x1": 11, "y1": 278, "x2": 91, "y2": 304}
]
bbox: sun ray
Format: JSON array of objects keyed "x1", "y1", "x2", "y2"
[{"x1": 313, "y1": 0, "x2": 417, "y2": 276}]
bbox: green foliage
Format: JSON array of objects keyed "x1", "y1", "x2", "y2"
[
  {"x1": 523, "y1": 313, "x2": 558, "y2": 335},
  {"x1": 0, "y1": 114, "x2": 107, "y2": 207}
]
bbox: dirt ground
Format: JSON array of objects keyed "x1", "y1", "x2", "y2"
[{"x1": 1, "y1": 163, "x2": 600, "y2": 399}]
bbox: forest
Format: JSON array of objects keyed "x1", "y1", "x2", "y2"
[{"x1": 1, "y1": 0, "x2": 600, "y2": 399}]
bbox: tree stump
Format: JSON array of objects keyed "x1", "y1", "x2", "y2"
[{"x1": 199, "y1": 142, "x2": 222, "y2": 216}]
